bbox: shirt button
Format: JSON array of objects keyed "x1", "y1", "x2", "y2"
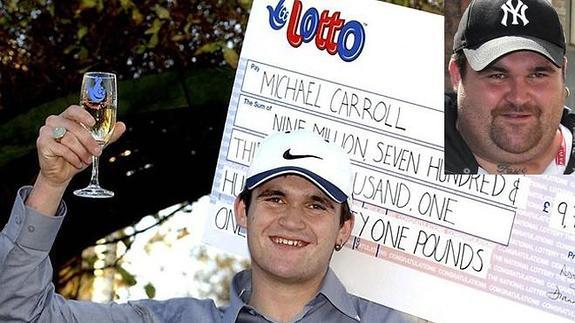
[
  {"x1": 27, "y1": 225, "x2": 35, "y2": 233},
  {"x1": 15, "y1": 216, "x2": 22, "y2": 224}
]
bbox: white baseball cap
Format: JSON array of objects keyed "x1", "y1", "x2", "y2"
[{"x1": 245, "y1": 130, "x2": 353, "y2": 203}]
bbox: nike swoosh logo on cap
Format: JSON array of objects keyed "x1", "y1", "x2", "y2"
[{"x1": 283, "y1": 149, "x2": 323, "y2": 160}]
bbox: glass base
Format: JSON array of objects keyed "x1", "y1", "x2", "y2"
[{"x1": 73, "y1": 185, "x2": 114, "y2": 198}]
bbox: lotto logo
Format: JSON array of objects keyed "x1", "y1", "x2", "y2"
[{"x1": 267, "y1": 0, "x2": 366, "y2": 62}]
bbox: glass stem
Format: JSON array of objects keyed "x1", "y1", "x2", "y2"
[{"x1": 89, "y1": 154, "x2": 101, "y2": 187}]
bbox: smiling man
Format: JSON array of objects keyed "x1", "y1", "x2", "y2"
[
  {"x1": 0, "y1": 110, "x2": 424, "y2": 323},
  {"x1": 445, "y1": 0, "x2": 575, "y2": 175}
]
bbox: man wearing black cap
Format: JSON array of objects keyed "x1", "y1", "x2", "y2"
[
  {"x1": 445, "y1": 0, "x2": 575, "y2": 174},
  {"x1": 0, "y1": 106, "x2": 425, "y2": 322}
]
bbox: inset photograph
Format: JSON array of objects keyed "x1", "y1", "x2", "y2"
[{"x1": 444, "y1": 0, "x2": 575, "y2": 175}]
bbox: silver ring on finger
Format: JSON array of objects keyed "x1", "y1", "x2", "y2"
[{"x1": 52, "y1": 127, "x2": 67, "y2": 143}]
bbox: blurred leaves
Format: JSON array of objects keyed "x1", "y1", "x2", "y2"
[
  {"x1": 0, "y1": 0, "x2": 250, "y2": 119},
  {"x1": 117, "y1": 265, "x2": 138, "y2": 287},
  {"x1": 144, "y1": 282, "x2": 157, "y2": 299},
  {"x1": 195, "y1": 42, "x2": 223, "y2": 55},
  {"x1": 383, "y1": 0, "x2": 443, "y2": 13},
  {"x1": 177, "y1": 227, "x2": 190, "y2": 239},
  {"x1": 193, "y1": 247, "x2": 250, "y2": 305},
  {"x1": 79, "y1": 0, "x2": 104, "y2": 11},
  {"x1": 154, "y1": 5, "x2": 171, "y2": 20},
  {"x1": 222, "y1": 46, "x2": 239, "y2": 69},
  {"x1": 195, "y1": 41, "x2": 239, "y2": 69},
  {"x1": 56, "y1": 200, "x2": 250, "y2": 304}
]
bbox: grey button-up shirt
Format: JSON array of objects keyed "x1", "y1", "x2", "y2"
[{"x1": 0, "y1": 187, "x2": 426, "y2": 322}]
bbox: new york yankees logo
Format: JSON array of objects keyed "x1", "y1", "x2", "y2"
[{"x1": 500, "y1": 0, "x2": 529, "y2": 26}]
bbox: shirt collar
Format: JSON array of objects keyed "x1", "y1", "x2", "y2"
[
  {"x1": 223, "y1": 269, "x2": 252, "y2": 322},
  {"x1": 317, "y1": 268, "x2": 361, "y2": 321},
  {"x1": 223, "y1": 268, "x2": 360, "y2": 322}
]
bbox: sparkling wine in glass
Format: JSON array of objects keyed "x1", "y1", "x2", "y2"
[{"x1": 74, "y1": 72, "x2": 117, "y2": 198}]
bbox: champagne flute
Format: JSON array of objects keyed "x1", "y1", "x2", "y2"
[{"x1": 74, "y1": 72, "x2": 117, "y2": 198}]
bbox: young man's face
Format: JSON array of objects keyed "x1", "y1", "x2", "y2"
[
  {"x1": 234, "y1": 175, "x2": 353, "y2": 285},
  {"x1": 449, "y1": 51, "x2": 565, "y2": 165}
]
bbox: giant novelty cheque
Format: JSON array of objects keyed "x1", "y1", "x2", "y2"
[{"x1": 204, "y1": 0, "x2": 575, "y2": 322}]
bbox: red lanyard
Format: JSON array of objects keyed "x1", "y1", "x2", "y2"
[{"x1": 556, "y1": 130, "x2": 566, "y2": 166}]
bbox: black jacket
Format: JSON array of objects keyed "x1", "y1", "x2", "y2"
[{"x1": 444, "y1": 92, "x2": 575, "y2": 174}]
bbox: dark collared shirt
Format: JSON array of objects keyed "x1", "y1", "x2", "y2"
[{"x1": 0, "y1": 187, "x2": 425, "y2": 322}]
